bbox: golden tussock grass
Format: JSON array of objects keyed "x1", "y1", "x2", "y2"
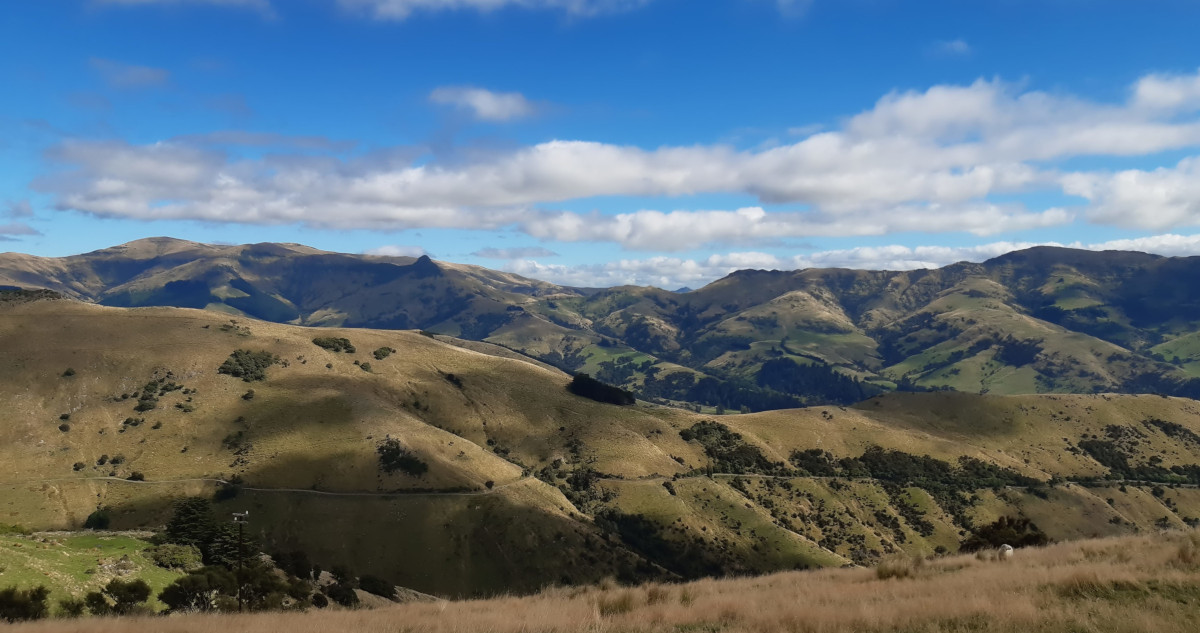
[{"x1": 10, "y1": 529, "x2": 1200, "y2": 633}]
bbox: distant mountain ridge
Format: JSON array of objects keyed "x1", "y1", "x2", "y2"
[{"x1": 4, "y1": 238, "x2": 1200, "y2": 408}]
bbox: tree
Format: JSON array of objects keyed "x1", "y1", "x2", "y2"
[
  {"x1": 158, "y1": 567, "x2": 235, "y2": 613},
  {"x1": 359, "y1": 575, "x2": 395, "y2": 600},
  {"x1": 0, "y1": 585, "x2": 50, "y2": 623},
  {"x1": 164, "y1": 497, "x2": 216, "y2": 550},
  {"x1": 325, "y1": 583, "x2": 359, "y2": 608},
  {"x1": 100, "y1": 579, "x2": 152, "y2": 615},
  {"x1": 83, "y1": 507, "x2": 111, "y2": 530}
]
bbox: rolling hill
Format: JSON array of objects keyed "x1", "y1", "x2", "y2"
[
  {"x1": 4, "y1": 291, "x2": 1200, "y2": 597},
  {"x1": 4, "y1": 239, "x2": 1200, "y2": 413}
]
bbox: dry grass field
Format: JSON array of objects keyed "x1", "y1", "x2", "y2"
[
  {"x1": 7, "y1": 298, "x2": 1200, "y2": 595},
  {"x1": 8, "y1": 529, "x2": 1200, "y2": 633}
]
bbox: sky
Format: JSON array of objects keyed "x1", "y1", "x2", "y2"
[{"x1": 5, "y1": 1, "x2": 1200, "y2": 289}]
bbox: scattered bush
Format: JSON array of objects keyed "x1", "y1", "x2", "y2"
[
  {"x1": 59, "y1": 413, "x2": 70, "y2": 421},
  {"x1": 61, "y1": 368, "x2": 76, "y2": 377},
  {"x1": 72, "y1": 462, "x2": 85, "y2": 471},
  {"x1": 373, "y1": 347, "x2": 396, "y2": 360},
  {"x1": 0, "y1": 585, "x2": 50, "y2": 623},
  {"x1": 242, "y1": 390, "x2": 255, "y2": 401},
  {"x1": 313, "y1": 337, "x2": 355, "y2": 353},
  {"x1": 218, "y1": 350, "x2": 280, "y2": 382},
  {"x1": 360, "y1": 362, "x2": 372, "y2": 372},
  {"x1": 311, "y1": 593, "x2": 329, "y2": 609},
  {"x1": 59, "y1": 424, "x2": 71, "y2": 433},
  {"x1": 377, "y1": 439, "x2": 429, "y2": 477},
  {"x1": 127, "y1": 472, "x2": 145, "y2": 482}
]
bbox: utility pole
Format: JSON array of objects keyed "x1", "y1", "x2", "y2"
[{"x1": 232, "y1": 511, "x2": 249, "y2": 613}]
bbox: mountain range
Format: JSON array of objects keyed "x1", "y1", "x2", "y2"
[{"x1": 4, "y1": 237, "x2": 1200, "y2": 412}]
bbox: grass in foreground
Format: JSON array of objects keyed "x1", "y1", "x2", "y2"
[{"x1": 9, "y1": 530, "x2": 1200, "y2": 632}]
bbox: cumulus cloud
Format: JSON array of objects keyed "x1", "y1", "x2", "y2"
[
  {"x1": 506, "y1": 233, "x2": 1200, "y2": 289},
  {"x1": 1065, "y1": 157, "x2": 1200, "y2": 230},
  {"x1": 366, "y1": 245, "x2": 428, "y2": 257},
  {"x1": 89, "y1": 58, "x2": 170, "y2": 89},
  {"x1": 33, "y1": 69, "x2": 1200, "y2": 248},
  {"x1": 429, "y1": 87, "x2": 536, "y2": 122},
  {"x1": 472, "y1": 246, "x2": 560, "y2": 259}
]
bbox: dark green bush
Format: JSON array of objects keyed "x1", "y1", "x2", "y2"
[
  {"x1": 147, "y1": 544, "x2": 202, "y2": 570},
  {"x1": 373, "y1": 347, "x2": 396, "y2": 360},
  {"x1": 359, "y1": 575, "x2": 395, "y2": 599},
  {"x1": 83, "y1": 508, "x2": 111, "y2": 530},
  {"x1": 218, "y1": 350, "x2": 280, "y2": 382},
  {"x1": 0, "y1": 585, "x2": 50, "y2": 622},
  {"x1": 567, "y1": 373, "x2": 634, "y2": 406},
  {"x1": 312, "y1": 337, "x2": 355, "y2": 353},
  {"x1": 57, "y1": 597, "x2": 85, "y2": 618},
  {"x1": 325, "y1": 582, "x2": 359, "y2": 607},
  {"x1": 377, "y1": 439, "x2": 428, "y2": 477}
]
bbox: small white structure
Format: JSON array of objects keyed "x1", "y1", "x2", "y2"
[{"x1": 998, "y1": 544, "x2": 1014, "y2": 561}]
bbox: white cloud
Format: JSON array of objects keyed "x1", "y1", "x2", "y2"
[
  {"x1": 337, "y1": 0, "x2": 651, "y2": 19},
  {"x1": 0, "y1": 222, "x2": 40, "y2": 238},
  {"x1": 365, "y1": 245, "x2": 428, "y2": 257},
  {"x1": 89, "y1": 58, "x2": 170, "y2": 89},
  {"x1": 34, "y1": 70, "x2": 1200, "y2": 249},
  {"x1": 932, "y1": 39, "x2": 971, "y2": 57},
  {"x1": 504, "y1": 233, "x2": 1200, "y2": 289},
  {"x1": 429, "y1": 86, "x2": 536, "y2": 122},
  {"x1": 1064, "y1": 157, "x2": 1200, "y2": 230},
  {"x1": 1131, "y1": 68, "x2": 1200, "y2": 112},
  {"x1": 472, "y1": 246, "x2": 560, "y2": 258}
]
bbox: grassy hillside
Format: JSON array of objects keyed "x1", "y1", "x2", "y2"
[
  {"x1": 5, "y1": 296, "x2": 1200, "y2": 596},
  {"x1": 7, "y1": 241, "x2": 1200, "y2": 412},
  {"x1": 9, "y1": 529, "x2": 1200, "y2": 632}
]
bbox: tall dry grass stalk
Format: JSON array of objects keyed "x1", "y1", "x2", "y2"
[{"x1": 10, "y1": 530, "x2": 1200, "y2": 633}]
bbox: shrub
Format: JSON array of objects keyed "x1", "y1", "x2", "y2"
[
  {"x1": 359, "y1": 575, "x2": 395, "y2": 600},
  {"x1": 148, "y1": 544, "x2": 203, "y2": 570},
  {"x1": 127, "y1": 472, "x2": 145, "y2": 482},
  {"x1": 360, "y1": 362, "x2": 372, "y2": 372},
  {"x1": 83, "y1": 508, "x2": 111, "y2": 530},
  {"x1": 373, "y1": 347, "x2": 396, "y2": 360},
  {"x1": 313, "y1": 337, "x2": 355, "y2": 353},
  {"x1": 218, "y1": 350, "x2": 280, "y2": 382},
  {"x1": 960, "y1": 516, "x2": 1050, "y2": 552},
  {"x1": 57, "y1": 597, "x2": 86, "y2": 618},
  {"x1": 58, "y1": 424, "x2": 70, "y2": 433},
  {"x1": 96, "y1": 455, "x2": 109, "y2": 466},
  {"x1": 242, "y1": 390, "x2": 255, "y2": 401},
  {"x1": 325, "y1": 583, "x2": 359, "y2": 608},
  {"x1": 72, "y1": 462, "x2": 85, "y2": 472},
  {"x1": 59, "y1": 413, "x2": 70, "y2": 421},
  {"x1": 377, "y1": 439, "x2": 429, "y2": 477},
  {"x1": 568, "y1": 373, "x2": 635, "y2": 406},
  {"x1": 101, "y1": 579, "x2": 152, "y2": 615},
  {"x1": 0, "y1": 585, "x2": 50, "y2": 622},
  {"x1": 62, "y1": 368, "x2": 76, "y2": 377},
  {"x1": 158, "y1": 567, "x2": 235, "y2": 612},
  {"x1": 110, "y1": 454, "x2": 125, "y2": 465},
  {"x1": 311, "y1": 593, "x2": 329, "y2": 609}
]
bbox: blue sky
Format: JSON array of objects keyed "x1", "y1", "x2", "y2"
[{"x1": 5, "y1": 0, "x2": 1200, "y2": 288}]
